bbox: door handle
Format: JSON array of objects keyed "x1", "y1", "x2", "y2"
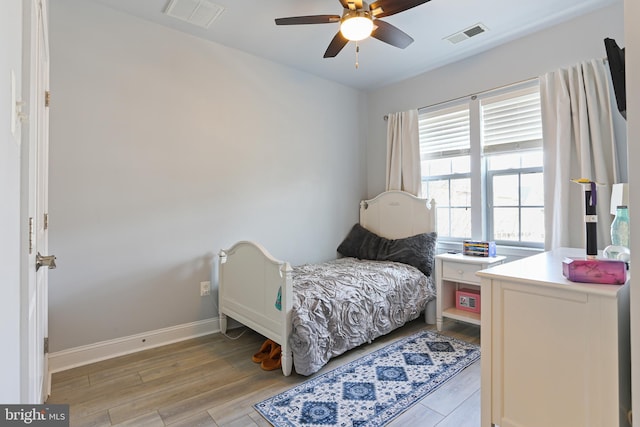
[{"x1": 36, "y1": 252, "x2": 56, "y2": 271}]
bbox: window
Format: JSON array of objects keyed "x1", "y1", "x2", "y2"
[{"x1": 419, "y1": 81, "x2": 544, "y2": 248}]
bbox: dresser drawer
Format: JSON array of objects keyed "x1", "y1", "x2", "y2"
[{"x1": 442, "y1": 261, "x2": 482, "y2": 284}]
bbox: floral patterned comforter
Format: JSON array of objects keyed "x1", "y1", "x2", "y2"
[{"x1": 289, "y1": 257, "x2": 435, "y2": 376}]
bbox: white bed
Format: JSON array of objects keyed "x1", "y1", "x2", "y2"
[{"x1": 218, "y1": 191, "x2": 437, "y2": 376}]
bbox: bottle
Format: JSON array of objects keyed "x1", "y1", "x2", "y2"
[{"x1": 611, "y1": 205, "x2": 630, "y2": 248}]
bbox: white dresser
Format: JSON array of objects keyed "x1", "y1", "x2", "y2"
[{"x1": 477, "y1": 247, "x2": 631, "y2": 427}]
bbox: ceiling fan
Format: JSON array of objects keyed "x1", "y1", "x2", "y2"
[{"x1": 275, "y1": 0, "x2": 431, "y2": 58}]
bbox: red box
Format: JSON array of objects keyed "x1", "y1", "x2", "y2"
[{"x1": 456, "y1": 288, "x2": 481, "y2": 313}]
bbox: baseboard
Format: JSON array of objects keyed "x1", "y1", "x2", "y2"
[{"x1": 48, "y1": 318, "x2": 221, "y2": 374}]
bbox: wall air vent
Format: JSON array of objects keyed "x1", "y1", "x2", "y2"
[
  {"x1": 445, "y1": 23, "x2": 489, "y2": 44},
  {"x1": 164, "y1": 0, "x2": 225, "y2": 29}
]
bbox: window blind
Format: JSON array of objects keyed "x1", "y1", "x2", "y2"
[
  {"x1": 418, "y1": 103, "x2": 470, "y2": 160},
  {"x1": 481, "y1": 87, "x2": 542, "y2": 154}
]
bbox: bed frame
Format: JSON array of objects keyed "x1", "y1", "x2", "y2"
[{"x1": 218, "y1": 191, "x2": 437, "y2": 376}]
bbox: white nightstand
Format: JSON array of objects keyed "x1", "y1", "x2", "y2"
[{"x1": 435, "y1": 253, "x2": 506, "y2": 331}]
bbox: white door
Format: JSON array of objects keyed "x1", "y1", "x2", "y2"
[{"x1": 25, "y1": 0, "x2": 51, "y2": 403}]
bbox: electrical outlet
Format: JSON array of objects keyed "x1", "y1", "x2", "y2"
[{"x1": 200, "y1": 281, "x2": 211, "y2": 296}]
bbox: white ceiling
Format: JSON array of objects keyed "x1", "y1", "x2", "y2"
[{"x1": 86, "y1": 0, "x2": 619, "y2": 91}]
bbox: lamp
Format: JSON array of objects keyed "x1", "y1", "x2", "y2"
[{"x1": 340, "y1": 11, "x2": 374, "y2": 41}]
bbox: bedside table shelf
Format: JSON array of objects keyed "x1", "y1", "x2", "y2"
[
  {"x1": 442, "y1": 307, "x2": 481, "y2": 325},
  {"x1": 435, "y1": 253, "x2": 505, "y2": 331}
]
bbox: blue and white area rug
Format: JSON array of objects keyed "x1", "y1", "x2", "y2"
[{"x1": 254, "y1": 330, "x2": 480, "y2": 427}]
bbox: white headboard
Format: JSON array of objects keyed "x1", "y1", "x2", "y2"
[{"x1": 359, "y1": 191, "x2": 437, "y2": 239}]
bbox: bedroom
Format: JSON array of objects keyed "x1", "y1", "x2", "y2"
[
  {"x1": 46, "y1": 0, "x2": 628, "y2": 361},
  {"x1": 1, "y1": 0, "x2": 638, "y2": 425}
]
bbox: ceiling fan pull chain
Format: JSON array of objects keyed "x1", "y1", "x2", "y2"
[{"x1": 355, "y1": 41, "x2": 360, "y2": 69}]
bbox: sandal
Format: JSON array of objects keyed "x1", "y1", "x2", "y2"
[
  {"x1": 261, "y1": 344, "x2": 282, "y2": 371},
  {"x1": 252, "y1": 339, "x2": 276, "y2": 363}
]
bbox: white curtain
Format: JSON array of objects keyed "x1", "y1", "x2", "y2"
[
  {"x1": 386, "y1": 109, "x2": 421, "y2": 196},
  {"x1": 540, "y1": 59, "x2": 620, "y2": 251}
]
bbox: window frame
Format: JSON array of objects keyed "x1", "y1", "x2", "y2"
[
  {"x1": 422, "y1": 170, "x2": 472, "y2": 240},
  {"x1": 419, "y1": 79, "x2": 543, "y2": 249},
  {"x1": 486, "y1": 164, "x2": 545, "y2": 248}
]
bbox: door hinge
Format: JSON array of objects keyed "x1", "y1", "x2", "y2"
[
  {"x1": 29, "y1": 217, "x2": 34, "y2": 255},
  {"x1": 44, "y1": 213, "x2": 49, "y2": 230},
  {"x1": 44, "y1": 337, "x2": 49, "y2": 354},
  {"x1": 44, "y1": 91, "x2": 50, "y2": 107}
]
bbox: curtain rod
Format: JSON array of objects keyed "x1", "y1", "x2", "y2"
[
  {"x1": 383, "y1": 57, "x2": 608, "y2": 121},
  {"x1": 383, "y1": 76, "x2": 539, "y2": 121}
]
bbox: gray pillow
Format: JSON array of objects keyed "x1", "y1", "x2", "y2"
[{"x1": 337, "y1": 223, "x2": 437, "y2": 277}]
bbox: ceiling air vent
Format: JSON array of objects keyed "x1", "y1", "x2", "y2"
[
  {"x1": 164, "y1": 0, "x2": 225, "y2": 29},
  {"x1": 445, "y1": 23, "x2": 489, "y2": 44}
]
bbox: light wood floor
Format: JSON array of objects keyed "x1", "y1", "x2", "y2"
[{"x1": 48, "y1": 319, "x2": 480, "y2": 427}]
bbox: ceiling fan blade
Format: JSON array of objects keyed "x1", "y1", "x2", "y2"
[
  {"x1": 324, "y1": 32, "x2": 349, "y2": 58},
  {"x1": 371, "y1": 19, "x2": 414, "y2": 49},
  {"x1": 370, "y1": 0, "x2": 431, "y2": 18},
  {"x1": 275, "y1": 15, "x2": 341, "y2": 25}
]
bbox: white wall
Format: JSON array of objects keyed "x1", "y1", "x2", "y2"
[
  {"x1": 48, "y1": 0, "x2": 367, "y2": 352},
  {"x1": 0, "y1": 0, "x2": 23, "y2": 404},
  {"x1": 366, "y1": 2, "x2": 625, "y2": 197},
  {"x1": 624, "y1": 0, "x2": 639, "y2": 423}
]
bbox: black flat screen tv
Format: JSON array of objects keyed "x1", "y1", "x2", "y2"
[{"x1": 604, "y1": 37, "x2": 626, "y2": 119}]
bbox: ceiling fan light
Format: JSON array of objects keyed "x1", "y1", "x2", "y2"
[{"x1": 340, "y1": 15, "x2": 374, "y2": 41}]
